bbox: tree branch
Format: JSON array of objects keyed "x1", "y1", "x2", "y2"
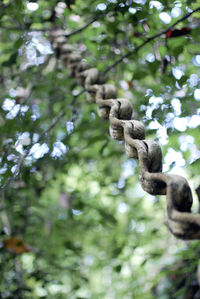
[
  {"x1": 2, "y1": 26, "x2": 53, "y2": 32},
  {"x1": 2, "y1": 13, "x2": 105, "y2": 37},
  {"x1": 65, "y1": 14, "x2": 106, "y2": 38},
  {"x1": 196, "y1": 185, "x2": 200, "y2": 213},
  {"x1": 103, "y1": 7, "x2": 200, "y2": 74}
]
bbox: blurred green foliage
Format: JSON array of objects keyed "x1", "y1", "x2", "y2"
[{"x1": 0, "y1": 0, "x2": 200, "y2": 298}]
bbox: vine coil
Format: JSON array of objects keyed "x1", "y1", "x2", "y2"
[{"x1": 51, "y1": 32, "x2": 200, "y2": 240}]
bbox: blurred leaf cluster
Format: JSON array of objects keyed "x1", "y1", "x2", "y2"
[{"x1": 0, "y1": 0, "x2": 200, "y2": 298}]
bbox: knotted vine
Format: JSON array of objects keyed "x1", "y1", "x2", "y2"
[{"x1": 51, "y1": 31, "x2": 200, "y2": 240}]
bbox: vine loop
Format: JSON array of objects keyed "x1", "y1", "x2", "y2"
[{"x1": 51, "y1": 32, "x2": 200, "y2": 240}]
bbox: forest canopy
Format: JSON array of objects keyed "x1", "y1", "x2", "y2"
[{"x1": 0, "y1": 0, "x2": 200, "y2": 298}]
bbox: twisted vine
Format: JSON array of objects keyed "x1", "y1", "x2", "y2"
[{"x1": 51, "y1": 32, "x2": 200, "y2": 240}]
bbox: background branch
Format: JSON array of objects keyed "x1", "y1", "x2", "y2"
[
  {"x1": 65, "y1": 14, "x2": 106, "y2": 38},
  {"x1": 103, "y1": 7, "x2": 200, "y2": 74},
  {"x1": 2, "y1": 13, "x2": 106, "y2": 37}
]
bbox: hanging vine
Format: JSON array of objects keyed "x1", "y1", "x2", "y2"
[{"x1": 50, "y1": 31, "x2": 200, "y2": 240}]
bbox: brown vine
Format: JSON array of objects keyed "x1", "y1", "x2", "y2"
[{"x1": 51, "y1": 32, "x2": 200, "y2": 240}]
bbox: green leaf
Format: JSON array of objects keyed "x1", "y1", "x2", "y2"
[
  {"x1": 133, "y1": 70, "x2": 148, "y2": 80},
  {"x1": 178, "y1": 75, "x2": 188, "y2": 85},
  {"x1": 2, "y1": 51, "x2": 18, "y2": 66},
  {"x1": 148, "y1": 60, "x2": 160, "y2": 75},
  {"x1": 14, "y1": 38, "x2": 23, "y2": 49},
  {"x1": 172, "y1": 45, "x2": 184, "y2": 59}
]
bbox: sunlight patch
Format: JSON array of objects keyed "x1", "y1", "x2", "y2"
[
  {"x1": 164, "y1": 148, "x2": 185, "y2": 170},
  {"x1": 27, "y1": 2, "x2": 39, "y2": 11},
  {"x1": 173, "y1": 117, "x2": 187, "y2": 131},
  {"x1": 172, "y1": 67, "x2": 184, "y2": 80},
  {"x1": 72, "y1": 209, "x2": 82, "y2": 215},
  {"x1": 159, "y1": 12, "x2": 171, "y2": 24},
  {"x1": 2, "y1": 98, "x2": 15, "y2": 111},
  {"x1": 171, "y1": 98, "x2": 181, "y2": 116},
  {"x1": 16, "y1": 132, "x2": 31, "y2": 147},
  {"x1": 118, "y1": 202, "x2": 128, "y2": 213},
  {"x1": 6, "y1": 105, "x2": 20, "y2": 119},
  {"x1": 194, "y1": 89, "x2": 200, "y2": 101},
  {"x1": 149, "y1": 1, "x2": 163, "y2": 10},
  {"x1": 146, "y1": 53, "x2": 155, "y2": 63},
  {"x1": 133, "y1": 0, "x2": 146, "y2": 4},
  {"x1": 193, "y1": 55, "x2": 200, "y2": 66},
  {"x1": 188, "y1": 74, "x2": 198, "y2": 87},
  {"x1": 129, "y1": 7, "x2": 136, "y2": 14},
  {"x1": 171, "y1": 7, "x2": 182, "y2": 18},
  {"x1": 66, "y1": 121, "x2": 74, "y2": 134},
  {"x1": 96, "y1": 3, "x2": 107, "y2": 11},
  {"x1": 51, "y1": 141, "x2": 68, "y2": 158},
  {"x1": 30, "y1": 143, "x2": 49, "y2": 159}
]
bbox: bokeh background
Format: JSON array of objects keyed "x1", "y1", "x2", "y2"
[{"x1": 0, "y1": 1, "x2": 200, "y2": 298}]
